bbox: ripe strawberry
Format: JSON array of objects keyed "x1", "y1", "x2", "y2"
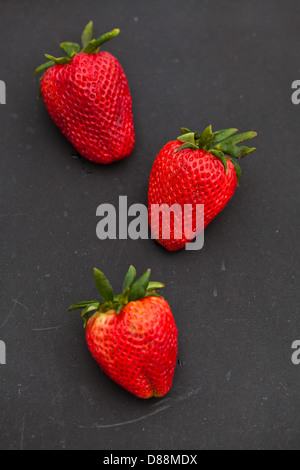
[
  {"x1": 35, "y1": 21, "x2": 135, "y2": 164},
  {"x1": 148, "y1": 126, "x2": 257, "y2": 251},
  {"x1": 69, "y1": 266, "x2": 178, "y2": 399}
]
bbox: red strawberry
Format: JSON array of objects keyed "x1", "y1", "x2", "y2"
[
  {"x1": 148, "y1": 126, "x2": 257, "y2": 251},
  {"x1": 69, "y1": 266, "x2": 178, "y2": 399},
  {"x1": 35, "y1": 22, "x2": 135, "y2": 164}
]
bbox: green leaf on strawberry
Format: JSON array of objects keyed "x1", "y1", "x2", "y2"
[
  {"x1": 81, "y1": 21, "x2": 94, "y2": 48},
  {"x1": 123, "y1": 265, "x2": 137, "y2": 291},
  {"x1": 93, "y1": 268, "x2": 114, "y2": 302},
  {"x1": 214, "y1": 128, "x2": 238, "y2": 142},
  {"x1": 177, "y1": 132, "x2": 196, "y2": 145},
  {"x1": 60, "y1": 42, "x2": 80, "y2": 58},
  {"x1": 34, "y1": 60, "x2": 55, "y2": 76},
  {"x1": 147, "y1": 282, "x2": 165, "y2": 291},
  {"x1": 210, "y1": 149, "x2": 228, "y2": 173},
  {"x1": 44, "y1": 54, "x2": 71, "y2": 65},
  {"x1": 180, "y1": 127, "x2": 193, "y2": 135},
  {"x1": 228, "y1": 157, "x2": 242, "y2": 183},
  {"x1": 35, "y1": 22, "x2": 120, "y2": 77},
  {"x1": 69, "y1": 267, "x2": 166, "y2": 321},
  {"x1": 128, "y1": 269, "x2": 151, "y2": 302},
  {"x1": 173, "y1": 125, "x2": 257, "y2": 181},
  {"x1": 82, "y1": 29, "x2": 120, "y2": 54}
]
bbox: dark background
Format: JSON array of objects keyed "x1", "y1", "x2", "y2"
[{"x1": 0, "y1": 0, "x2": 299, "y2": 450}]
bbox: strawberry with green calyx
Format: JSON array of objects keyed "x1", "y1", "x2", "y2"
[
  {"x1": 148, "y1": 125, "x2": 257, "y2": 251},
  {"x1": 35, "y1": 21, "x2": 135, "y2": 164},
  {"x1": 69, "y1": 266, "x2": 178, "y2": 399}
]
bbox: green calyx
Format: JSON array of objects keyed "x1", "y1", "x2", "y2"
[
  {"x1": 68, "y1": 266, "x2": 165, "y2": 327},
  {"x1": 175, "y1": 126, "x2": 258, "y2": 183},
  {"x1": 34, "y1": 21, "x2": 120, "y2": 77}
]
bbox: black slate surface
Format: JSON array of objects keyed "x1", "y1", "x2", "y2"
[{"x1": 0, "y1": 0, "x2": 299, "y2": 450}]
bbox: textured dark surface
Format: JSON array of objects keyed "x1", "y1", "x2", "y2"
[{"x1": 0, "y1": 0, "x2": 299, "y2": 450}]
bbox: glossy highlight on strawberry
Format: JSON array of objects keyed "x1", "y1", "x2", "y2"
[
  {"x1": 148, "y1": 125, "x2": 257, "y2": 251},
  {"x1": 35, "y1": 22, "x2": 135, "y2": 164},
  {"x1": 69, "y1": 266, "x2": 178, "y2": 399}
]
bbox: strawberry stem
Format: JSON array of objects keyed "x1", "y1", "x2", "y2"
[
  {"x1": 81, "y1": 21, "x2": 93, "y2": 48},
  {"x1": 82, "y1": 29, "x2": 120, "y2": 54},
  {"x1": 175, "y1": 125, "x2": 257, "y2": 182},
  {"x1": 35, "y1": 22, "x2": 120, "y2": 78},
  {"x1": 68, "y1": 266, "x2": 165, "y2": 326}
]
